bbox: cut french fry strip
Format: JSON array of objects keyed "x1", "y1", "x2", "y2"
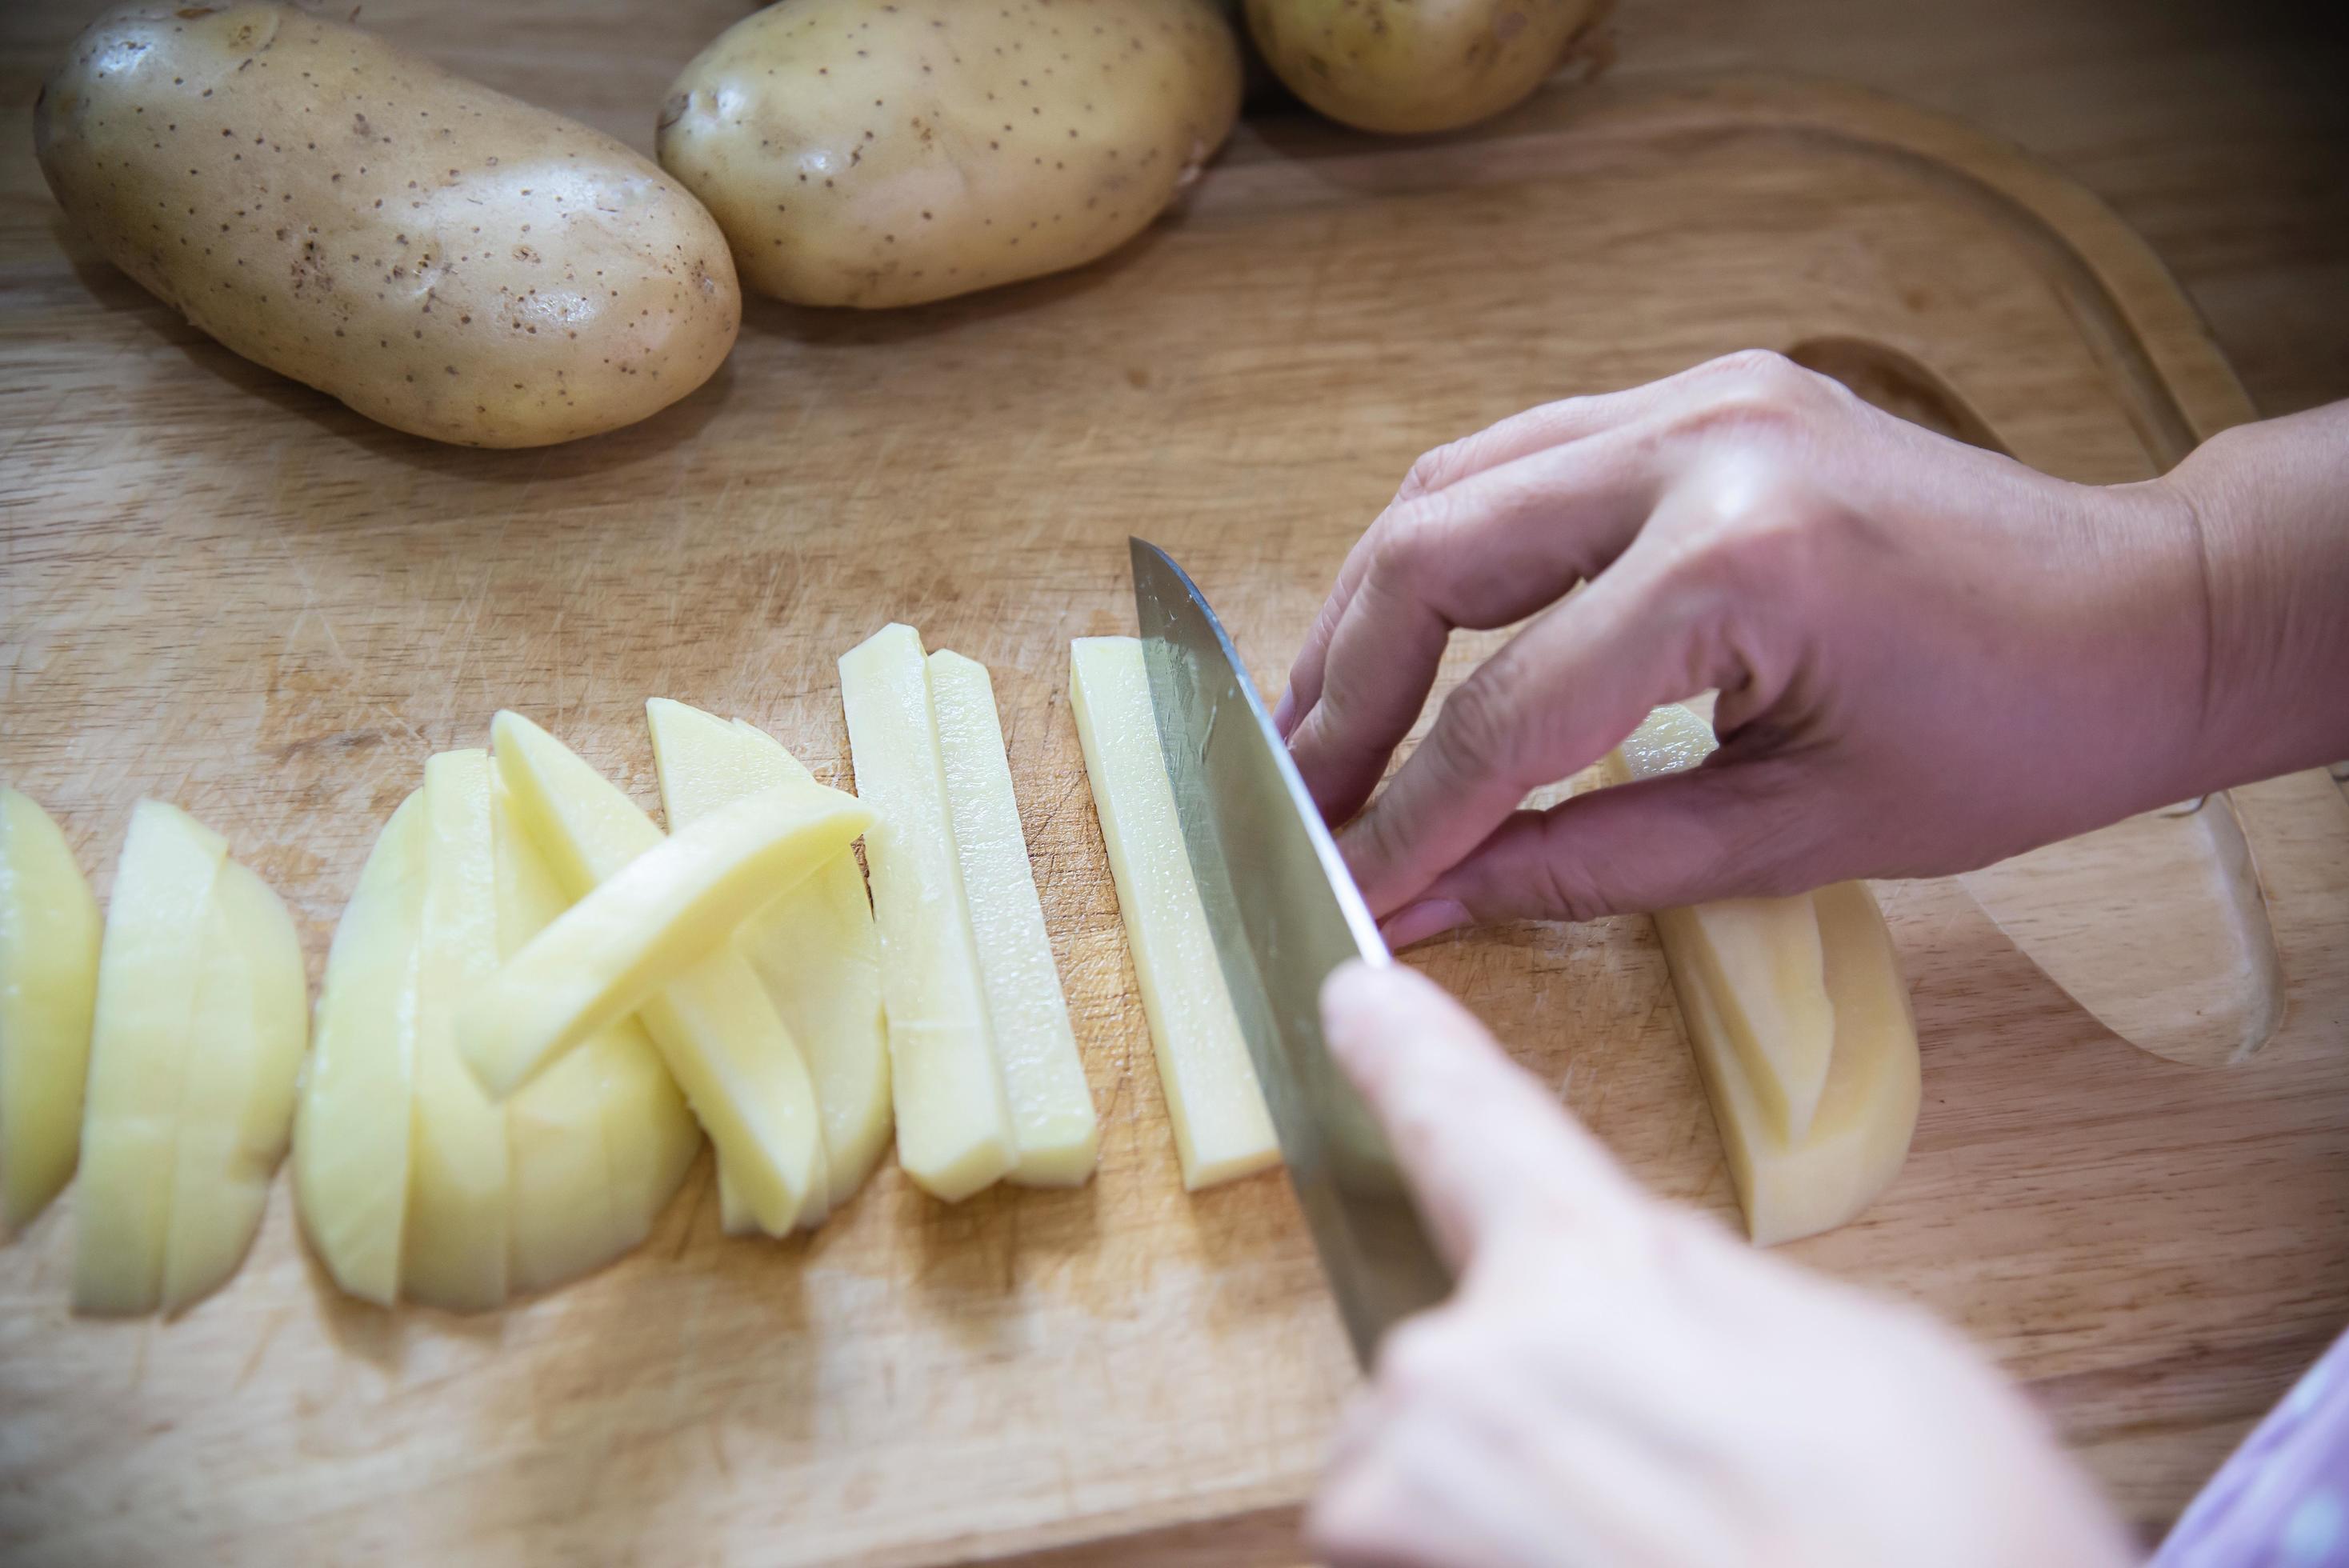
[
  {"x1": 838, "y1": 625, "x2": 1016, "y2": 1202},
  {"x1": 929, "y1": 650, "x2": 1098, "y2": 1186},
  {"x1": 74, "y1": 801, "x2": 229, "y2": 1315},
  {"x1": 646, "y1": 698, "x2": 890, "y2": 1222},
  {"x1": 1068, "y1": 638, "x2": 1277, "y2": 1190},
  {"x1": 0, "y1": 789, "x2": 102, "y2": 1236},
  {"x1": 490, "y1": 710, "x2": 824, "y2": 1235},
  {"x1": 294, "y1": 794, "x2": 426, "y2": 1307},
  {"x1": 458, "y1": 778, "x2": 872, "y2": 1098}
]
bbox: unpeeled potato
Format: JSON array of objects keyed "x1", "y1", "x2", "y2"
[
  {"x1": 657, "y1": 0, "x2": 1243, "y2": 307},
  {"x1": 1244, "y1": 0, "x2": 1594, "y2": 134},
  {"x1": 35, "y1": 3, "x2": 740, "y2": 446}
]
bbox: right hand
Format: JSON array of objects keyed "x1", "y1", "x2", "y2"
[
  {"x1": 1307, "y1": 961, "x2": 2135, "y2": 1568},
  {"x1": 1274, "y1": 351, "x2": 2344, "y2": 941}
]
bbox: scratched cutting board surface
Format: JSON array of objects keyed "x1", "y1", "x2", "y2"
[{"x1": 4, "y1": 20, "x2": 2348, "y2": 1562}]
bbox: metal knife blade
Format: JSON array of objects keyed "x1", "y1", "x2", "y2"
[{"x1": 1130, "y1": 538, "x2": 1453, "y2": 1366}]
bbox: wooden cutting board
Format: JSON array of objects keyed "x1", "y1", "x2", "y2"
[{"x1": 4, "y1": 40, "x2": 2347, "y2": 1564}]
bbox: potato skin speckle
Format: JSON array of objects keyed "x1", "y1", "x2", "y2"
[
  {"x1": 1244, "y1": 0, "x2": 1593, "y2": 134},
  {"x1": 34, "y1": 2, "x2": 742, "y2": 447},
  {"x1": 657, "y1": 0, "x2": 1242, "y2": 309}
]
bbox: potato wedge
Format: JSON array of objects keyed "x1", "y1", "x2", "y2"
[
  {"x1": 491, "y1": 712, "x2": 825, "y2": 1235},
  {"x1": 0, "y1": 790, "x2": 102, "y2": 1236},
  {"x1": 294, "y1": 794, "x2": 426, "y2": 1307},
  {"x1": 73, "y1": 801, "x2": 230, "y2": 1314},
  {"x1": 646, "y1": 699, "x2": 891, "y2": 1220}
]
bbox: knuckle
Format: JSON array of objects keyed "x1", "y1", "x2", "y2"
[
  {"x1": 1367, "y1": 494, "x2": 1455, "y2": 586},
  {"x1": 1396, "y1": 441, "x2": 1466, "y2": 502},
  {"x1": 1376, "y1": 1315, "x2": 1466, "y2": 1400},
  {"x1": 1528, "y1": 820, "x2": 1615, "y2": 924},
  {"x1": 1430, "y1": 670, "x2": 1522, "y2": 782}
]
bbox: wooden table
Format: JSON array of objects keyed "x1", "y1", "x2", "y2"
[{"x1": 2, "y1": 4, "x2": 2346, "y2": 1565}]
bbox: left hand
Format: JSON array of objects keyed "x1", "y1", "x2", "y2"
[{"x1": 1308, "y1": 960, "x2": 2134, "y2": 1568}]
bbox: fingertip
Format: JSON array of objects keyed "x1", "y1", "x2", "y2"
[
  {"x1": 1272, "y1": 685, "x2": 1298, "y2": 738},
  {"x1": 1380, "y1": 898, "x2": 1469, "y2": 951}
]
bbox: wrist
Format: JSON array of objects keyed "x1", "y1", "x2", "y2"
[{"x1": 2157, "y1": 406, "x2": 2349, "y2": 789}]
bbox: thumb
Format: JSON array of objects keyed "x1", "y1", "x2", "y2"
[
  {"x1": 1381, "y1": 756, "x2": 1831, "y2": 942},
  {"x1": 1320, "y1": 960, "x2": 1651, "y2": 1272}
]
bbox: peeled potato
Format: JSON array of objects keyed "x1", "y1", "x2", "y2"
[
  {"x1": 36, "y1": 3, "x2": 740, "y2": 446},
  {"x1": 0, "y1": 790, "x2": 102, "y2": 1237},
  {"x1": 1244, "y1": 0, "x2": 1593, "y2": 134},
  {"x1": 657, "y1": 0, "x2": 1243, "y2": 307}
]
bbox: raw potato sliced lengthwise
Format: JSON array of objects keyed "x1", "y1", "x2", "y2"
[
  {"x1": 646, "y1": 700, "x2": 892, "y2": 1220},
  {"x1": 296, "y1": 766, "x2": 700, "y2": 1310},
  {"x1": 75, "y1": 801, "x2": 309, "y2": 1315},
  {"x1": 929, "y1": 651, "x2": 1099, "y2": 1187},
  {"x1": 490, "y1": 712, "x2": 826, "y2": 1236},
  {"x1": 1069, "y1": 638, "x2": 1278, "y2": 1190},
  {"x1": 0, "y1": 790, "x2": 102, "y2": 1236},
  {"x1": 839, "y1": 626, "x2": 1017, "y2": 1202},
  {"x1": 1601, "y1": 705, "x2": 1921, "y2": 1245}
]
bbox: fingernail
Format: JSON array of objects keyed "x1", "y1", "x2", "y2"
[
  {"x1": 1272, "y1": 686, "x2": 1298, "y2": 738},
  {"x1": 1379, "y1": 898, "x2": 1469, "y2": 951}
]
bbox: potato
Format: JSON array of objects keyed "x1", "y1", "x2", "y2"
[
  {"x1": 1244, "y1": 0, "x2": 1593, "y2": 134},
  {"x1": 657, "y1": 0, "x2": 1242, "y2": 308},
  {"x1": 34, "y1": 3, "x2": 740, "y2": 447}
]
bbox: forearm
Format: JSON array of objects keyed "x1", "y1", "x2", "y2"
[{"x1": 2165, "y1": 401, "x2": 2349, "y2": 788}]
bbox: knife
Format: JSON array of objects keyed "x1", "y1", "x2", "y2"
[{"x1": 1130, "y1": 538, "x2": 1453, "y2": 1366}]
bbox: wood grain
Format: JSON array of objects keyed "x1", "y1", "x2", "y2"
[{"x1": 2, "y1": 21, "x2": 2346, "y2": 1566}]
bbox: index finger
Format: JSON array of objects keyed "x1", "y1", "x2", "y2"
[{"x1": 1321, "y1": 960, "x2": 1649, "y2": 1273}]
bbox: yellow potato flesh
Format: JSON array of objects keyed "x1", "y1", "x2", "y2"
[
  {"x1": 1671, "y1": 882, "x2": 1922, "y2": 1246},
  {"x1": 458, "y1": 778, "x2": 873, "y2": 1100},
  {"x1": 928, "y1": 652, "x2": 1098, "y2": 1187},
  {"x1": 1068, "y1": 638, "x2": 1277, "y2": 1190},
  {"x1": 491, "y1": 711, "x2": 825, "y2": 1235},
  {"x1": 1603, "y1": 704, "x2": 1922, "y2": 1244},
  {"x1": 838, "y1": 627, "x2": 1016, "y2": 1202},
  {"x1": 73, "y1": 801, "x2": 229, "y2": 1314},
  {"x1": 158, "y1": 859, "x2": 308, "y2": 1314},
  {"x1": 656, "y1": 0, "x2": 1243, "y2": 307},
  {"x1": 1607, "y1": 705, "x2": 1832, "y2": 1141},
  {"x1": 0, "y1": 790, "x2": 102, "y2": 1236},
  {"x1": 294, "y1": 794, "x2": 426, "y2": 1307},
  {"x1": 496, "y1": 774, "x2": 698, "y2": 1298},
  {"x1": 646, "y1": 699, "x2": 890, "y2": 1222},
  {"x1": 402, "y1": 750, "x2": 510, "y2": 1313}
]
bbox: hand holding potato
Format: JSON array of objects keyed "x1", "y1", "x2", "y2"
[
  {"x1": 1277, "y1": 351, "x2": 2349, "y2": 938},
  {"x1": 1308, "y1": 961, "x2": 2134, "y2": 1568}
]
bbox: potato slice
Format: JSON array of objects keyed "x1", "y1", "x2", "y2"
[
  {"x1": 490, "y1": 711, "x2": 825, "y2": 1235},
  {"x1": 158, "y1": 860, "x2": 307, "y2": 1314},
  {"x1": 838, "y1": 626, "x2": 1016, "y2": 1202},
  {"x1": 495, "y1": 773, "x2": 698, "y2": 1297},
  {"x1": 1607, "y1": 706, "x2": 1833, "y2": 1140},
  {"x1": 646, "y1": 699, "x2": 890, "y2": 1222},
  {"x1": 458, "y1": 778, "x2": 872, "y2": 1097},
  {"x1": 73, "y1": 801, "x2": 230, "y2": 1314},
  {"x1": 294, "y1": 794, "x2": 426, "y2": 1307},
  {"x1": 1068, "y1": 638, "x2": 1277, "y2": 1190},
  {"x1": 928, "y1": 651, "x2": 1098, "y2": 1187},
  {"x1": 0, "y1": 789, "x2": 102, "y2": 1236},
  {"x1": 1673, "y1": 882, "x2": 1922, "y2": 1245},
  {"x1": 403, "y1": 750, "x2": 510, "y2": 1313}
]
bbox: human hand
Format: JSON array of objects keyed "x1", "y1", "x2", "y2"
[
  {"x1": 1307, "y1": 960, "x2": 2134, "y2": 1568},
  {"x1": 1275, "y1": 349, "x2": 2234, "y2": 937}
]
